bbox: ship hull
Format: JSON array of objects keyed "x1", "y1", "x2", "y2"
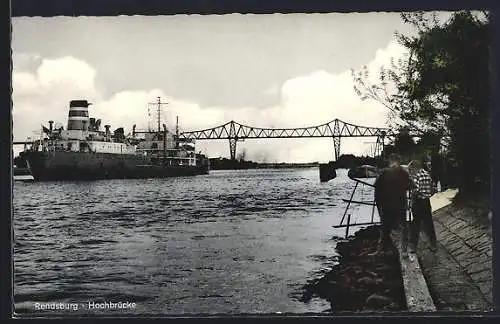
[{"x1": 24, "y1": 151, "x2": 209, "y2": 181}]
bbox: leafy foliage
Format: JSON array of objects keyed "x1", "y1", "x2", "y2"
[{"x1": 352, "y1": 11, "x2": 490, "y2": 197}]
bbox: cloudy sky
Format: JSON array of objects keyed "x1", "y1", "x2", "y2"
[{"x1": 11, "y1": 13, "x2": 447, "y2": 162}]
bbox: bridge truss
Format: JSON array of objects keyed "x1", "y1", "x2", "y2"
[
  {"x1": 13, "y1": 119, "x2": 401, "y2": 161},
  {"x1": 179, "y1": 119, "x2": 393, "y2": 161}
]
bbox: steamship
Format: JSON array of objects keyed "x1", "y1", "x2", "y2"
[{"x1": 19, "y1": 98, "x2": 209, "y2": 181}]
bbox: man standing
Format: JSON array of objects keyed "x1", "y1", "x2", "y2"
[
  {"x1": 374, "y1": 153, "x2": 411, "y2": 256},
  {"x1": 408, "y1": 159, "x2": 438, "y2": 253}
]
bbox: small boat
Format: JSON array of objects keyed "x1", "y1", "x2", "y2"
[{"x1": 347, "y1": 164, "x2": 378, "y2": 179}]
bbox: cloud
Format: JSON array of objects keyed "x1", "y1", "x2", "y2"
[
  {"x1": 12, "y1": 55, "x2": 99, "y2": 148},
  {"x1": 366, "y1": 40, "x2": 409, "y2": 82},
  {"x1": 11, "y1": 52, "x2": 42, "y2": 72},
  {"x1": 12, "y1": 72, "x2": 43, "y2": 97},
  {"x1": 12, "y1": 40, "x2": 407, "y2": 162}
]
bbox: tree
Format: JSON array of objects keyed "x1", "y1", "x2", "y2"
[
  {"x1": 352, "y1": 11, "x2": 490, "y2": 197},
  {"x1": 393, "y1": 127, "x2": 416, "y2": 158},
  {"x1": 379, "y1": 128, "x2": 417, "y2": 164}
]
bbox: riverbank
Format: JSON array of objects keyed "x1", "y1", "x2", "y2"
[
  {"x1": 417, "y1": 192, "x2": 493, "y2": 311},
  {"x1": 301, "y1": 188, "x2": 494, "y2": 313},
  {"x1": 208, "y1": 158, "x2": 319, "y2": 170},
  {"x1": 300, "y1": 226, "x2": 407, "y2": 312}
]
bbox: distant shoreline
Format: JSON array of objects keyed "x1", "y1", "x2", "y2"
[{"x1": 208, "y1": 160, "x2": 320, "y2": 170}]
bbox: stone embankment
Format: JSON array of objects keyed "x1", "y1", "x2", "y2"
[
  {"x1": 300, "y1": 189, "x2": 494, "y2": 312},
  {"x1": 417, "y1": 194, "x2": 493, "y2": 311},
  {"x1": 300, "y1": 226, "x2": 406, "y2": 312}
]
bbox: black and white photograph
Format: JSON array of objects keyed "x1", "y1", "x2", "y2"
[{"x1": 11, "y1": 10, "x2": 493, "y2": 315}]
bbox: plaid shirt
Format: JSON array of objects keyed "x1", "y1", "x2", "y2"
[{"x1": 412, "y1": 169, "x2": 434, "y2": 199}]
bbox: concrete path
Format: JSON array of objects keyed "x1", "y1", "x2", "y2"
[
  {"x1": 416, "y1": 190, "x2": 494, "y2": 311},
  {"x1": 430, "y1": 189, "x2": 458, "y2": 213}
]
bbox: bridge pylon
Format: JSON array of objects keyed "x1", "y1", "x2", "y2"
[
  {"x1": 333, "y1": 136, "x2": 341, "y2": 161},
  {"x1": 229, "y1": 138, "x2": 237, "y2": 161},
  {"x1": 332, "y1": 119, "x2": 341, "y2": 161},
  {"x1": 228, "y1": 121, "x2": 238, "y2": 160},
  {"x1": 374, "y1": 131, "x2": 386, "y2": 158}
]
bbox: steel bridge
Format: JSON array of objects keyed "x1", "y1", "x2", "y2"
[
  {"x1": 179, "y1": 119, "x2": 394, "y2": 161},
  {"x1": 13, "y1": 119, "x2": 405, "y2": 161}
]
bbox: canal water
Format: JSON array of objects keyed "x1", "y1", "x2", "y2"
[{"x1": 13, "y1": 168, "x2": 376, "y2": 315}]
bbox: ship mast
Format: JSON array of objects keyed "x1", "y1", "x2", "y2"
[
  {"x1": 148, "y1": 96, "x2": 168, "y2": 133},
  {"x1": 176, "y1": 116, "x2": 179, "y2": 148},
  {"x1": 176, "y1": 116, "x2": 179, "y2": 135},
  {"x1": 157, "y1": 96, "x2": 161, "y2": 133},
  {"x1": 147, "y1": 106, "x2": 151, "y2": 132}
]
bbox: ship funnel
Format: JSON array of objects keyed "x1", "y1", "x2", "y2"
[
  {"x1": 163, "y1": 123, "x2": 167, "y2": 132},
  {"x1": 49, "y1": 120, "x2": 54, "y2": 131},
  {"x1": 67, "y1": 100, "x2": 90, "y2": 131}
]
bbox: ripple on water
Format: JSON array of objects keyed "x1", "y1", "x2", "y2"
[{"x1": 13, "y1": 169, "x2": 363, "y2": 314}]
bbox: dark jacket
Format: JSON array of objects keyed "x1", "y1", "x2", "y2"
[{"x1": 375, "y1": 165, "x2": 410, "y2": 212}]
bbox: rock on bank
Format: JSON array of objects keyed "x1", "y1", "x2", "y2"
[{"x1": 301, "y1": 226, "x2": 407, "y2": 312}]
